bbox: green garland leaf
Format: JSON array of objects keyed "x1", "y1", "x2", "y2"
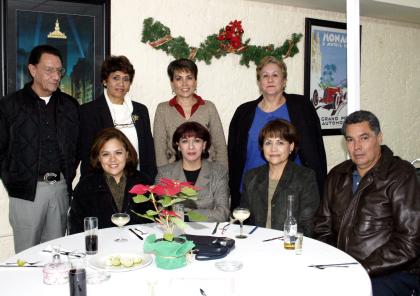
[{"x1": 141, "y1": 17, "x2": 302, "y2": 67}]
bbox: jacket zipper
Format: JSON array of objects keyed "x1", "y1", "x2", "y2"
[{"x1": 341, "y1": 175, "x2": 373, "y2": 252}]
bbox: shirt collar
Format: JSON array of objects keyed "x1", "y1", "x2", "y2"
[
  {"x1": 104, "y1": 172, "x2": 126, "y2": 185},
  {"x1": 168, "y1": 94, "x2": 205, "y2": 118}
]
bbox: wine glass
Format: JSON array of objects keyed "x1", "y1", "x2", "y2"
[
  {"x1": 232, "y1": 207, "x2": 250, "y2": 239},
  {"x1": 111, "y1": 213, "x2": 130, "y2": 242}
]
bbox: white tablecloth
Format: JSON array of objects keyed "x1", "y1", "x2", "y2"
[{"x1": 0, "y1": 223, "x2": 372, "y2": 296}]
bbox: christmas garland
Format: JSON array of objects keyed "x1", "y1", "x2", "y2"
[{"x1": 141, "y1": 18, "x2": 303, "y2": 67}]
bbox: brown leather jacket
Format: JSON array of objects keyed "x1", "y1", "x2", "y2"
[{"x1": 314, "y1": 146, "x2": 420, "y2": 276}]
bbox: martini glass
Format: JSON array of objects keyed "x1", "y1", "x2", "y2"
[
  {"x1": 232, "y1": 208, "x2": 250, "y2": 239},
  {"x1": 111, "y1": 213, "x2": 130, "y2": 242}
]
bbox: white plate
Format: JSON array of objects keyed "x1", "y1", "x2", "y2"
[{"x1": 88, "y1": 252, "x2": 152, "y2": 272}]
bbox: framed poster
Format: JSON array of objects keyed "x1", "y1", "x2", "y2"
[
  {"x1": 304, "y1": 18, "x2": 350, "y2": 136},
  {"x1": 1, "y1": 0, "x2": 110, "y2": 104}
]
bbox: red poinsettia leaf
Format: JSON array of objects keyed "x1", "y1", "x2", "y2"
[
  {"x1": 150, "y1": 184, "x2": 178, "y2": 196},
  {"x1": 167, "y1": 210, "x2": 178, "y2": 217},
  {"x1": 159, "y1": 209, "x2": 177, "y2": 217},
  {"x1": 159, "y1": 178, "x2": 173, "y2": 185},
  {"x1": 159, "y1": 178, "x2": 195, "y2": 192},
  {"x1": 159, "y1": 178, "x2": 188, "y2": 187},
  {"x1": 129, "y1": 184, "x2": 150, "y2": 195}
]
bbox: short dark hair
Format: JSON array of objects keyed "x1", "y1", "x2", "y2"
[
  {"x1": 27, "y1": 45, "x2": 63, "y2": 80},
  {"x1": 167, "y1": 58, "x2": 198, "y2": 81},
  {"x1": 90, "y1": 128, "x2": 138, "y2": 175},
  {"x1": 101, "y1": 55, "x2": 135, "y2": 82},
  {"x1": 172, "y1": 122, "x2": 211, "y2": 160},
  {"x1": 258, "y1": 119, "x2": 299, "y2": 158},
  {"x1": 342, "y1": 110, "x2": 381, "y2": 136}
]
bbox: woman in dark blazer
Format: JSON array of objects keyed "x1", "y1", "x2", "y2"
[
  {"x1": 78, "y1": 55, "x2": 156, "y2": 180},
  {"x1": 241, "y1": 120, "x2": 319, "y2": 237},
  {"x1": 70, "y1": 128, "x2": 153, "y2": 234},
  {"x1": 228, "y1": 56, "x2": 326, "y2": 211}
]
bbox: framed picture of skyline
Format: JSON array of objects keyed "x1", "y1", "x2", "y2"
[
  {"x1": 304, "y1": 18, "x2": 350, "y2": 136},
  {"x1": 1, "y1": 0, "x2": 110, "y2": 104}
]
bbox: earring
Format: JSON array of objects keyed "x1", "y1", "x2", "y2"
[{"x1": 172, "y1": 89, "x2": 175, "y2": 95}]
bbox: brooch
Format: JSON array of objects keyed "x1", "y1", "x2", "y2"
[{"x1": 132, "y1": 114, "x2": 140, "y2": 122}]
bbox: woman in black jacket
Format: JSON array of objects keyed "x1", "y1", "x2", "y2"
[
  {"x1": 241, "y1": 120, "x2": 319, "y2": 237},
  {"x1": 228, "y1": 56, "x2": 326, "y2": 211},
  {"x1": 70, "y1": 128, "x2": 152, "y2": 234},
  {"x1": 78, "y1": 55, "x2": 156, "y2": 180}
]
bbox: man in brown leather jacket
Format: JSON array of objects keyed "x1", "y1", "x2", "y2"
[{"x1": 314, "y1": 110, "x2": 420, "y2": 296}]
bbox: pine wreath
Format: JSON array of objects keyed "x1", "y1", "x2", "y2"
[{"x1": 141, "y1": 17, "x2": 303, "y2": 67}]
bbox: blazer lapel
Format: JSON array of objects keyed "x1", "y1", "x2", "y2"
[
  {"x1": 195, "y1": 160, "x2": 210, "y2": 188},
  {"x1": 254, "y1": 166, "x2": 269, "y2": 207},
  {"x1": 132, "y1": 103, "x2": 144, "y2": 139},
  {"x1": 172, "y1": 161, "x2": 187, "y2": 182},
  {"x1": 271, "y1": 161, "x2": 294, "y2": 210},
  {"x1": 97, "y1": 94, "x2": 114, "y2": 127}
]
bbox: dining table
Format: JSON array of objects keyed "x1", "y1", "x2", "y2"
[{"x1": 0, "y1": 222, "x2": 372, "y2": 296}]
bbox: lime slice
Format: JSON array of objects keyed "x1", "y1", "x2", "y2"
[
  {"x1": 121, "y1": 258, "x2": 134, "y2": 268},
  {"x1": 111, "y1": 256, "x2": 121, "y2": 266},
  {"x1": 133, "y1": 257, "x2": 142, "y2": 265},
  {"x1": 17, "y1": 259, "x2": 26, "y2": 267}
]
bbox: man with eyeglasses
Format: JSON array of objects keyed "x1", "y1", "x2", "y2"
[{"x1": 0, "y1": 45, "x2": 79, "y2": 253}]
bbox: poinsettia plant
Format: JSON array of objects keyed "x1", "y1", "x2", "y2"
[{"x1": 129, "y1": 178, "x2": 207, "y2": 241}]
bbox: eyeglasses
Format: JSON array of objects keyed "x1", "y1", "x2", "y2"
[
  {"x1": 221, "y1": 223, "x2": 229, "y2": 235},
  {"x1": 220, "y1": 217, "x2": 237, "y2": 235},
  {"x1": 43, "y1": 67, "x2": 66, "y2": 77},
  {"x1": 113, "y1": 120, "x2": 134, "y2": 129}
]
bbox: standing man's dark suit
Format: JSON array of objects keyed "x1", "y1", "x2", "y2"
[{"x1": 0, "y1": 45, "x2": 79, "y2": 253}]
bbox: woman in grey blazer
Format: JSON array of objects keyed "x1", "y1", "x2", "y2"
[
  {"x1": 156, "y1": 122, "x2": 230, "y2": 222},
  {"x1": 241, "y1": 119, "x2": 319, "y2": 237}
]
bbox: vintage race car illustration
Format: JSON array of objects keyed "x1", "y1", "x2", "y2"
[{"x1": 311, "y1": 86, "x2": 347, "y2": 113}]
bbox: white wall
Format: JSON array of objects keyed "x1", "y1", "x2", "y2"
[{"x1": 0, "y1": 0, "x2": 419, "y2": 259}]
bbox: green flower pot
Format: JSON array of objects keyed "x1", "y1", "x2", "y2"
[{"x1": 143, "y1": 234, "x2": 195, "y2": 270}]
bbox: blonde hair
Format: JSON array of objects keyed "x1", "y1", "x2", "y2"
[{"x1": 256, "y1": 56, "x2": 288, "y2": 81}]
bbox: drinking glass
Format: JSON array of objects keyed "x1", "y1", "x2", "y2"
[
  {"x1": 84, "y1": 217, "x2": 98, "y2": 254},
  {"x1": 172, "y1": 204, "x2": 185, "y2": 222},
  {"x1": 295, "y1": 233, "x2": 303, "y2": 255},
  {"x1": 111, "y1": 213, "x2": 130, "y2": 242},
  {"x1": 232, "y1": 208, "x2": 250, "y2": 239},
  {"x1": 68, "y1": 251, "x2": 87, "y2": 296}
]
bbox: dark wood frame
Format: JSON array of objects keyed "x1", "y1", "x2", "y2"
[
  {"x1": 1, "y1": 0, "x2": 110, "y2": 102},
  {"x1": 304, "y1": 18, "x2": 349, "y2": 136}
]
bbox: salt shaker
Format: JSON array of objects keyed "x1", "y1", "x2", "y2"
[{"x1": 43, "y1": 246, "x2": 69, "y2": 285}]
